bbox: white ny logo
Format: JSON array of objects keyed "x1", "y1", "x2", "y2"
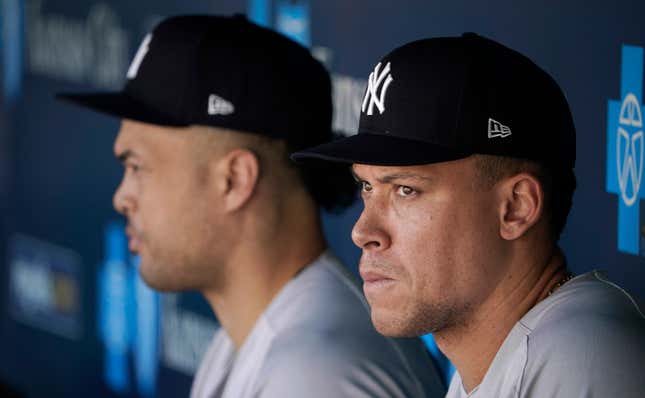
[
  {"x1": 127, "y1": 34, "x2": 152, "y2": 80},
  {"x1": 362, "y1": 62, "x2": 394, "y2": 115}
]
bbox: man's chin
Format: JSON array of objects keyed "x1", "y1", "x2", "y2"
[
  {"x1": 370, "y1": 309, "x2": 412, "y2": 337},
  {"x1": 137, "y1": 261, "x2": 182, "y2": 292},
  {"x1": 136, "y1": 256, "x2": 207, "y2": 292},
  {"x1": 139, "y1": 275, "x2": 188, "y2": 292},
  {"x1": 370, "y1": 305, "x2": 441, "y2": 337}
]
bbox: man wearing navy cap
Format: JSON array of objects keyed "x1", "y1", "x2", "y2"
[
  {"x1": 294, "y1": 34, "x2": 645, "y2": 397},
  {"x1": 59, "y1": 15, "x2": 444, "y2": 398}
]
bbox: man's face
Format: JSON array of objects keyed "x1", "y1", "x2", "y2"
[
  {"x1": 352, "y1": 158, "x2": 506, "y2": 337},
  {"x1": 113, "y1": 120, "x2": 225, "y2": 291}
]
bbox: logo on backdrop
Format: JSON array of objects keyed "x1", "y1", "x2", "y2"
[
  {"x1": 8, "y1": 234, "x2": 82, "y2": 339},
  {"x1": 606, "y1": 45, "x2": 645, "y2": 256},
  {"x1": 362, "y1": 62, "x2": 394, "y2": 116},
  {"x1": 0, "y1": 0, "x2": 24, "y2": 106},
  {"x1": 26, "y1": 1, "x2": 129, "y2": 89}
]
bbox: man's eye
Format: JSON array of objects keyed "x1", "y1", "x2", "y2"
[
  {"x1": 361, "y1": 181, "x2": 373, "y2": 192},
  {"x1": 127, "y1": 164, "x2": 141, "y2": 173},
  {"x1": 396, "y1": 185, "x2": 415, "y2": 197}
]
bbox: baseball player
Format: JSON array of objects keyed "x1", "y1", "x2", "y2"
[
  {"x1": 293, "y1": 33, "x2": 645, "y2": 397},
  {"x1": 59, "y1": 15, "x2": 445, "y2": 398}
]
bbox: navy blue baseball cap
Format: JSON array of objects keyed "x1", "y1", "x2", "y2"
[
  {"x1": 57, "y1": 14, "x2": 332, "y2": 151},
  {"x1": 292, "y1": 33, "x2": 576, "y2": 169}
]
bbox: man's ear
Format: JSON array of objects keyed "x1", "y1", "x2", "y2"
[
  {"x1": 215, "y1": 148, "x2": 260, "y2": 212},
  {"x1": 497, "y1": 173, "x2": 544, "y2": 241}
]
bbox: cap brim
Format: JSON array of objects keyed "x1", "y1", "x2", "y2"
[
  {"x1": 291, "y1": 133, "x2": 471, "y2": 166},
  {"x1": 56, "y1": 92, "x2": 188, "y2": 127}
]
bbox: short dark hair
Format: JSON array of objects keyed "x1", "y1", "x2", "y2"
[
  {"x1": 195, "y1": 126, "x2": 357, "y2": 212},
  {"x1": 287, "y1": 135, "x2": 357, "y2": 213},
  {"x1": 473, "y1": 155, "x2": 576, "y2": 241}
]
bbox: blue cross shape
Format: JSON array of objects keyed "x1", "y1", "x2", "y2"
[
  {"x1": 98, "y1": 221, "x2": 160, "y2": 397},
  {"x1": 606, "y1": 45, "x2": 645, "y2": 256}
]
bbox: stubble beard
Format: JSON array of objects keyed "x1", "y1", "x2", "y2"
[
  {"x1": 372, "y1": 296, "x2": 473, "y2": 338},
  {"x1": 362, "y1": 258, "x2": 469, "y2": 337},
  {"x1": 138, "y1": 238, "x2": 196, "y2": 292}
]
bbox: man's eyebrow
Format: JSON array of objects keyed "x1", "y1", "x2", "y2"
[
  {"x1": 351, "y1": 168, "x2": 433, "y2": 184},
  {"x1": 376, "y1": 172, "x2": 433, "y2": 184}
]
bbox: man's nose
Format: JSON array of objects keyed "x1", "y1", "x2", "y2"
[
  {"x1": 112, "y1": 177, "x2": 134, "y2": 217},
  {"x1": 351, "y1": 205, "x2": 391, "y2": 252}
]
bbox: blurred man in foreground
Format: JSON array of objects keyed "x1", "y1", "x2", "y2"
[
  {"x1": 294, "y1": 33, "x2": 645, "y2": 397},
  {"x1": 59, "y1": 15, "x2": 444, "y2": 398}
]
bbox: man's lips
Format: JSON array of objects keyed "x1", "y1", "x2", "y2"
[
  {"x1": 125, "y1": 226, "x2": 141, "y2": 253},
  {"x1": 360, "y1": 270, "x2": 394, "y2": 283},
  {"x1": 128, "y1": 237, "x2": 140, "y2": 253},
  {"x1": 360, "y1": 266, "x2": 397, "y2": 298},
  {"x1": 361, "y1": 270, "x2": 396, "y2": 298}
]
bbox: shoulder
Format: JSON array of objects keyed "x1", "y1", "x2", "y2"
[
  {"x1": 257, "y1": 253, "x2": 445, "y2": 397},
  {"x1": 256, "y1": 330, "x2": 444, "y2": 398},
  {"x1": 525, "y1": 271, "x2": 645, "y2": 342},
  {"x1": 191, "y1": 329, "x2": 233, "y2": 398},
  {"x1": 519, "y1": 272, "x2": 645, "y2": 396},
  {"x1": 265, "y1": 252, "x2": 371, "y2": 331}
]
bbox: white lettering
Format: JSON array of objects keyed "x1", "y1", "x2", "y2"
[
  {"x1": 26, "y1": 0, "x2": 129, "y2": 89},
  {"x1": 332, "y1": 74, "x2": 366, "y2": 136}
]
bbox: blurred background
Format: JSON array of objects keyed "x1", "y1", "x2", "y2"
[{"x1": 1, "y1": 0, "x2": 644, "y2": 397}]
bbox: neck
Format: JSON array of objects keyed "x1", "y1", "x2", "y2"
[
  {"x1": 201, "y1": 195, "x2": 326, "y2": 350},
  {"x1": 435, "y1": 246, "x2": 567, "y2": 393}
]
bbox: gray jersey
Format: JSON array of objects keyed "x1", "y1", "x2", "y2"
[
  {"x1": 191, "y1": 251, "x2": 445, "y2": 398},
  {"x1": 447, "y1": 271, "x2": 645, "y2": 398}
]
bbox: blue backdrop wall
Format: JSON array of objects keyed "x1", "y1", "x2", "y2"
[{"x1": 1, "y1": 1, "x2": 644, "y2": 397}]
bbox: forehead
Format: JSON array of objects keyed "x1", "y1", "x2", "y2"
[
  {"x1": 113, "y1": 119, "x2": 187, "y2": 157},
  {"x1": 352, "y1": 158, "x2": 475, "y2": 181}
]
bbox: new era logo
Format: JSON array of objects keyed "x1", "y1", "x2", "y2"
[
  {"x1": 488, "y1": 118, "x2": 512, "y2": 138},
  {"x1": 362, "y1": 62, "x2": 394, "y2": 116},
  {"x1": 208, "y1": 94, "x2": 235, "y2": 116}
]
